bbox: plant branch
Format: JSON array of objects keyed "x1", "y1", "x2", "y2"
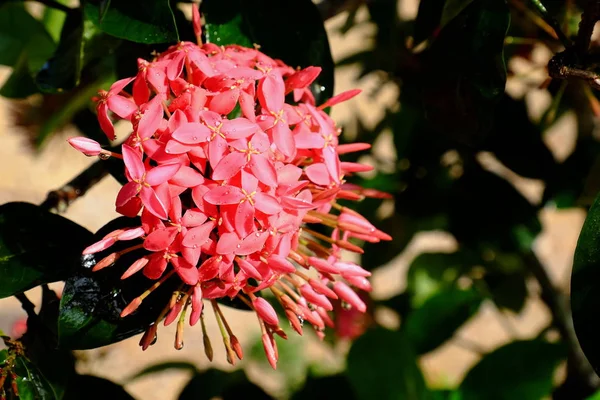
[
  {"x1": 40, "y1": 160, "x2": 108, "y2": 213},
  {"x1": 15, "y1": 293, "x2": 36, "y2": 320},
  {"x1": 575, "y1": 1, "x2": 600, "y2": 58},
  {"x1": 524, "y1": 252, "x2": 600, "y2": 389},
  {"x1": 527, "y1": 0, "x2": 572, "y2": 48}
]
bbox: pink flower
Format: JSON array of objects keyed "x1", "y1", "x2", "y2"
[{"x1": 73, "y1": 32, "x2": 390, "y2": 369}]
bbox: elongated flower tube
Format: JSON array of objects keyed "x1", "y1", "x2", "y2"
[{"x1": 71, "y1": 31, "x2": 391, "y2": 369}]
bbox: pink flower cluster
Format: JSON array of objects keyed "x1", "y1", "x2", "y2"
[{"x1": 68, "y1": 18, "x2": 390, "y2": 368}]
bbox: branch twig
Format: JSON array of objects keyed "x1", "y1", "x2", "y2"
[
  {"x1": 40, "y1": 160, "x2": 108, "y2": 213},
  {"x1": 524, "y1": 252, "x2": 600, "y2": 389}
]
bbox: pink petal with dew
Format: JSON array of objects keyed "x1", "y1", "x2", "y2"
[
  {"x1": 115, "y1": 181, "x2": 140, "y2": 207},
  {"x1": 182, "y1": 220, "x2": 216, "y2": 248},
  {"x1": 212, "y1": 152, "x2": 247, "y2": 181},
  {"x1": 272, "y1": 123, "x2": 295, "y2": 158},
  {"x1": 144, "y1": 226, "x2": 178, "y2": 251},
  {"x1": 171, "y1": 122, "x2": 211, "y2": 144},
  {"x1": 258, "y1": 71, "x2": 285, "y2": 112},
  {"x1": 221, "y1": 118, "x2": 259, "y2": 139},
  {"x1": 203, "y1": 186, "x2": 244, "y2": 205},
  {"x1": 140, "y1": 186, "x2": 169, "y2": 220},
  {"x1": 121, "y1": 144, "x2": 145, "y2": 180},
  {"x1": 216, "y1": 232, "x2": 240, "y2": 255},
  {"x1": 235, "y1": 200, "x2": 255, "y2": 238},
  {"x1": 181, "y1": 209, "x2": 208, "y2": 227},
  {"x1": 107, "y1": 95, "x2": 137, "y2": 119},
  {"x1": 250, "y1": 154, "x2": 278, "y2": 187},
  {"x1": 138, "y1": 94, "x2": 164, "y2": 139},
  {"x1": 170, "y1": 166, "x2": 205, "y2": 188},
  {"x1": 237, "y1": 230, "x2": 269, "y2": 256},
  {"x1": 145, "y1": 162, "x2": 181, "y2": 186},
  {"x1": 254, "y1": 193, "x2": 282, "y2": 215},
  {"x1": 172, "y1": 257, "x2": 199, "y2": 285}
]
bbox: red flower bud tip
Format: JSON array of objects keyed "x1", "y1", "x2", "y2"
[
  {"x1": 230, "y1": 335, "x2": 243, "y2": 360},
  {"x1": 285, "y1": 309, "x2": 304, "y2": 335},
  {"x1": 67, "y1": 137, "x2": 103, "y2": 156},
  {"x1": 192, "y1": 2, "x2": 202, "y2": 45},
  {"x1": 121, "y1": 257, "x2": 149, "y2": 280},
  {"x1": 336, "y1": 143, "x2": 371, "y2": 155},
  {"x1": 92, "y1": 252, "x2": 119, "y2": 271},
  {"x1": 253, "y1": 297, "x2": 279, "y2": 326},
  {"x1": 308, "y1": 256, "x2": 340, "y2": 275},
  {"x1": 121, "y1": 297, "x2": 143, "y2": 317},
  {"x1": 308, "y1": 278, "x2": 338, "y2": 299},
  {"x1": 262, "y1": 333, "x2": 278, "y2": 370},
  {"x1": 333, "y1": 282, "x2": 367, "y2": 312}
]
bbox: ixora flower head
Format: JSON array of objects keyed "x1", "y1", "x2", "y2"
[{"x1": 68, "y1": 20, "x2": 390, "y2": 369}]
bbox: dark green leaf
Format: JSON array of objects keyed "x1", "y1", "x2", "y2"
[
  {"x1": 291, "y1": 374, "x2": 356, "y2": 400},
  {"x1": 83, "y1": 0, "x2": 178, "y2": 44},
  {"x1": 406, "y1": 251, "x2": 475, "y2": 307},
  {"x1": 484, "y1": 95, "x2": 557, "y2": 180},
  {"x1": 13, "y1": 355, "x2": 58, "y2": 400},
  {"x1": 419, "y1": 0, "x2": 509, "y2": 146},
  {"x1": 64, "y1": 375, "x2": 135, "y2": 400},
  {"x1": 58, "y1": 217, "x2": 179, "y2": 349},
  {"x1": 440, "y1": 0, "x2": 476, "y2": 29},
  {"x1": 21, "y1": 286, "x2": 76, "y2": 399},
  {"x1": 458, "y1": 340, "x2": 566, "y2": 400},
  {"x1": 403, "y1": 288, "x2": 482, "y2": 354},
  {"x1": 483, "y1": 271, "x2": 528, "y2": 312},
  {"x1": 36, "y1": 10, "x2": 119, "y2": 94},
  {"x1": 572, "y1": 191, "x2": 600, "y2": 374},
  {"x1": 448, "y1": 164, "x2": 541, "y2": 252},
  {"x1": 0, "y1": 202, "x2": 93, "y2": 299},
  {"x1": 202, "y1": 0, "x2": 334, "y2": 104},
  {"x1": 0, "y1": 52, "x2": 39, "y2": 98},
  {"x1": 0, "y1": 3, "x2": 55, "y2": 72},
  {"x1": 347, "y1": 328, "x2": 432, "y2": 400},
  {"x1": 179, "y1": 369, "x2": 270, "y2": 400}
]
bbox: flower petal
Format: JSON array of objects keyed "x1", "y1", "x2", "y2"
[
  {"x1": 144, "y1": 226, "x2": 178, "y2": 251},
  {"x1": 212, "y1": 151, "x2": 247, "y2": 181},
  {"x1": 203, "y1": 185, "x2": 244, "y2": 205},
  {"x1": 216, "y1": 232, "x2": 240, "y2": 254},
  {"x1": 145, "y1": 162, "x2": 181, "y2": 186},
  {"x1": 249, "y1": 154, "x2": 277, "y2": 187},
  {"x1": 115, "y1": 181, "x2": 140, "y2": 207},
  {"x1": 171, "y1": 122, "x2": 211, "y2": 144},
  {"x1": 121, "y1": 144, "x2": 145, "y2": 180},
  {"x1": 221, "y1": 118, "x2": 259, "y2": 139},
  {"x1": 182, "y1": 220, "x2": 216, "y2": 248},
  {"x1": 254, "y1": 193, "x2": 282, "y2": 215},
  {"x1": 237, "y1": 230, "x2": 269, "y2": 256},
  {"x1": 140, "y1": 186, "x2": 169, "y2": 220},
  {"x1": 171, "y1": 257, "x2": 199, "y2": 285}
]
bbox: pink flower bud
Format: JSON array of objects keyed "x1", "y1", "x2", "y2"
[
  {"x1": 67, "y1": 137, "x2": 103, "y2": 156},
  {"x1": 300, "y1": 284, "x2": 333, "y2": 311},
  {"x1": 253, "y1": 297, "x2": 279, "y2": 326},
  {"x1": 333, "y1": 281, "x2": 367, "y2": 312}
]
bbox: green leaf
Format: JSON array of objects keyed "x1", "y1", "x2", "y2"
[
  {"x1": 83, "y1": 0, "x2": 178, "y2": 44},
  {"x1": 440, "y1": 0, "x2": 476, "y2": 29},
  {"x1": 179, "y1": 369, "x2": 271, "y2": 400},
  {"x1": 572, "y1": 191, "x2": 600, "y2": 374},
  {"x1": 21, "y1": 286, "x2": 77, "y2": 399},
  {"x1": 58, "y1": 217, "x2": 179, "y2": 349},
  {"x1": 0, "y1": 3, "x2": 56, "y2": 72},
  {"x1": 13, "y1": 355, "x2": 58, "y2": 400},
  {"x1": 403, "y1": 288, "x2": 482, "y2": 354},
  {"x1": 419, "y1": 0, "x2": 509, "y2": 146},
  {"x1": 0, "y1": 52, "x2": 39, "y2": 99},
  {"x1": 586, "y1": 391, "x2": 600, "y2": 400},
  {"x1": 346, "y1": 328, "x2": 432, "y2": 400},
  {"x1": 406, "y1": 251, "x2": 474, "y2": 307},
  {"x1": 36, "y1": 10, "x2": 119, "y2": 94},
  {"x1": 458, "y1": 340, "x2": 566, "y2": 400},
  {"x1": 0, "y1": 202, "x2": 93, "y2": 299},
  {"x1": 483, "y1": 270, "x2": 528, "y2": 313},
  {"x1": 63, "y1": 375, "x2": 135, "y2": 399},
  {"x1": 202, "y1": 0, "x2": 334, "y2": 105}
]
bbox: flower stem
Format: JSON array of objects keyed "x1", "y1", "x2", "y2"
[{"x1": 40, "y1": 160, "x2": 108, "y2": 213}]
